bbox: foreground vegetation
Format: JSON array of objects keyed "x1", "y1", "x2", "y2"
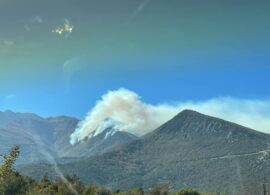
[{"x1": 0, "y1": 146, "x2": 225, "y2": 195}]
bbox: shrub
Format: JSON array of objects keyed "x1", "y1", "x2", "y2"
[{"x1": 176, "y1": 189, "x2": 200, "y2": 195}]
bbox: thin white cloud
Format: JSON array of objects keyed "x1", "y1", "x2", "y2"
[
  {"x1": 0, "y1": 94, "x2": 17, "y2": 110},
  {"x1": 2, "y1": 40, "x2": 15, "y2": 47},
  {"x1": 0, "y1": 39, "x2": 15, "y2": 54},
  {"x1": 24, "y1": 16, "x2": 43, "y2": 32},
  {"x1": 31, "y1": 16, "x2": 43, "y2": 24},
  {"x1": 70, "y1": 88, "x2": 270, "y2": 144},
  {"x1": 5, "y1": 94, "x2": 16, "y2": 101},
  {"x1": 24, "y1": 24, "x2": 31, "y2": 32},
  {"x1": 131, "y1": 0, "x2": 151, "y2": 19}
]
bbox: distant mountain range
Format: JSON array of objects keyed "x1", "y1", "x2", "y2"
[
  {"x1": 19, "y1": 110, "x2": 270, "y2": 195},
  {"x1": 0, "y1": 110, "x2": 137, "y2": 164},
  {"x1": 1, "y1": 109, "x2": 270, "y2": 194}
]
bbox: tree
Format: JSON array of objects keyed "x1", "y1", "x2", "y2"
[
  {"x1": 65, "y1": 174, "x2": 85, "y2": 193},
  {"x1": 149, "y1": 185, "x2": 169, "y2": 195},
  {"x1": 98, "y1": 187, "x2": 112, "y2": 195},
  {"x1": 0, "y1": 145, "x2": 20, "y2": 179},
  {"x1": 176, "y1": 189, "x2": 201, "y2": 195},
  {"x1": 83, "y1": 185, "x2": 98, "y2": 195},
  {"x1": 0, "y1": 145, "x2": 29, "y2": 195},
  {"x1": 130, "y1": 188, "x2": 144, "y2": 195}
]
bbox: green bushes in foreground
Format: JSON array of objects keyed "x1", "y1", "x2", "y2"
[
  {"x1": 176, "y1": 189, "x2": 200, "y2": 195},
  {"x1": 0, "y1": 145, "x2": 224, "y2": 195}
]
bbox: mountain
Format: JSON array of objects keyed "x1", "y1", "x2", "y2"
[
  {"x1": 0, "y1": 110, "x2": 137, "y2": 164},
  {"x1": 64, "y1": 127, "x2": 138, "y2": 157},
  {"x1": 65, "y1": 124, "x2": 138, "y2": 157},
  {"x1": 21, "y1": 110, "x2": 270, "y2": 195},
  {"x1": 0, "y1": 110, "x2": 55, "y2": 164},
  {"x1": 0, "y1": 110, "x2": 78, "y2": 164}
]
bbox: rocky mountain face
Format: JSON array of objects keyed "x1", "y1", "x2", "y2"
[
  {"x1": 0, "y1": 110, "x2": 61, "y2": 164},
  {"x1": 65, "y1": 126, "x2": 138, "y2": 157},
  {"x1": 21, "y1": 110, "x2": 270, "y2": 195},
  {"x1": 0, "y1": 110, "x2": 137, "y2": 164}
]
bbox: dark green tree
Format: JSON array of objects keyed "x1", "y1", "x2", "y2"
[
  {"x1": 0, "y1": 145, "x2": 29, "y2": 195},
  {"x1": 149, "y1": 185, "x2": 169, "y2": 195},
  {"x1": 0, "y1": 145, "x2": 20, "y2": 179},
  {"x1": 176, "y1": 189, "x2": 200, "y2": 195},
  {"x1": 97, "y1": 187, "x2": 112, "y2": 195},
  {"x1": 83, "y1": 185, "x2": 98, "y2": 195},
  {"x1": 130, "y1": 188, "x2": 144, "y2": 195},
  {"x1": 29, "y1": 174, "x2": 56, "y2": 195}
]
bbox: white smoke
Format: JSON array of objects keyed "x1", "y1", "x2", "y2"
[
  {"x1": 70, "y1": 88, "x2": 270, "y2": 145},
  {"x1": 70, "y1": 88, "x2": 175, "y2": 144}
]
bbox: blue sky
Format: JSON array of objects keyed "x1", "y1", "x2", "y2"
[
  {"x1": 0, "y1": 0, "x2": 270, "y2": 120},
  {"x1": 1, "y1": 53, "x2": 270, "y2": 118}
]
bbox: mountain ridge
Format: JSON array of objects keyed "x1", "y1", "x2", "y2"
[
  {"x1": 19, "y1": 109, "x2": 270, "y2": 195},
  {"x1": 0, "y1": 110, "x2": 138, "y2": 164}
]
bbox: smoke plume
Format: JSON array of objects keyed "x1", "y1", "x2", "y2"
[
  {"x1": 70, "y1": 88, "x2": 177, "y2": 144},
  {"x1": 70, "y1": 88, "x2": 270, "y2": 145}
]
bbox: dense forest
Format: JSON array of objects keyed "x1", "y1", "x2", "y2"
[{"x1": 0, "y1": 146, "x2": 225, "y2": 195}]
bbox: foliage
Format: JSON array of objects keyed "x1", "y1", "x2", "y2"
[
  {"x1": 0, "y1": 145, "x2": 20, "y2": 179},
  {"x1": 97, "y1": 187, "x2": 112, "y2": 195},
  {"x1": 83, "y1": 185, "x2": 98, "y2": 195},
  {"x1": 129, "y1": 188, "x2": 144, "y2": 195},
  {"x1": 0, "y1": 145, "x2": 30, "y2": 195},
  {"x1": 176, "y1": 189, "x2": 200, "y2": 195},
  {"x1": 0, "y1": 145, "x2": 222, "y2": 195},
  {"x1": 149, "y1": 185, "x2": 169, "y2": 195}
]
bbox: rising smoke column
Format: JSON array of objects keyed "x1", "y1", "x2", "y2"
[
  {"x1": 70, "y1": 88, "x2": 178, "y2": 145},
  {"x1": 70, "y1": 88, "x2": 270, "y2": 145}
]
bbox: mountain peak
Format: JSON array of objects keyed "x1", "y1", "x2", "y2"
[
  {"x1": 177, "y1": 109, "x2": 200, "y2": 116},
  {"x1": 154, "y1": 109, "x2": 265, "y2": 138},
  {"x1": 4, "y1": 109, "x2": 15, "y2": 114},
  {"x1": 172, "y1": 109, "x2": 209, "y2": 122}
]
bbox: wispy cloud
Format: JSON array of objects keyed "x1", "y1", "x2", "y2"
[
  {"x1": 24, "y1": 16, "x2": 43, "y2": 32},
  {"x1": 2, "y1": 40, "x2": 15, "y2": 47},
  {"x1": 0, "y1": 94, "x2": 17, "y2": 110},
  {"x1": 24, "y1": 24, "x2": 31, "y2": 32},
  {"x1": 131, "y1": 0, "x2": 151, "y2": 19},
  {"x1": 30, "y1": 16, "x2": 43, "y2": 24},
  {"x1": 70, "y1": 88, "x2": 270, "y2": 144},
  {"x1": 0, "y1": 39, "x2": 15, "y2": 54},
  {"x1": 5, "y1": 94, "x2": 17, "y2": 101}
]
